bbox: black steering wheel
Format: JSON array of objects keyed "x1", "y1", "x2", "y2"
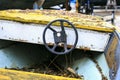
[{"x1": 43, "y1": 19, "x2": 78, "y2": 55}]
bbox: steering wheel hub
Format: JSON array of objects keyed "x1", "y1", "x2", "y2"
[{"x1": 57, "y1": 32, "x2": 61, "y2": 37}]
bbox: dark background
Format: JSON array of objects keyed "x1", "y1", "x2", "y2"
[
  {"x1": 0, "y1": 0, "x2": 66, "y2": 10},
  {"x1": 0, "y1": 0, "x2": 119, "y2": 10}
]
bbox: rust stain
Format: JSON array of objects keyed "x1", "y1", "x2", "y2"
[
  {"x1": 79, "y1": 46, "x2": 90, "y2": 51},
  {"x1": 57, "y1": 43, "x2": 73, "y2": 48},
  {"x1": 66, "y1": 44, "x2": 73, "y2": 48},
  {"x1": 8, "y1": 37, "x2": 28, "y2": 42},
  {"x1": 48, "y1": 43, "x2": 54, "y2": 46},
  {"x1": 37, "y1": 41, "x2": 40, "y2": 44},
  {"x1": 47, "y1": 43, "x2": 74, "y2": 48}
]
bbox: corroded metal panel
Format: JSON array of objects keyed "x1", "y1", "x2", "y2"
[{"x1": 0, "y1": 20, "x2": 110, "y2": 52}]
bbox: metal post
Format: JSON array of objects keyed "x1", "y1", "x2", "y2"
[
  {"x1": 106, "y1": 0, "x2": 117, "y2": 10},
  {"x1": 65, "y1": 0, "x2": 71, "y2": 10}
]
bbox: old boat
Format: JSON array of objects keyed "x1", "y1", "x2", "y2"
[{"x1": 0, "y1": 9, "x2": 119, "y2": 80}]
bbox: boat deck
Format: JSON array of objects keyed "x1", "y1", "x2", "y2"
[{"x1": 0, "y1": 9, "x2": 115, "y2": 32}]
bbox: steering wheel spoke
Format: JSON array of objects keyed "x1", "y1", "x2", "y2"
[
  {"x1": 48, "y1": 26, "x2": 57, "y2": 33},
  {"x1": 63, "y1": 42, "x2": 68, "y2": 52},
  {"x1": 51, "y1": 43, "x2": 58, "y2": 51},
  {"x1": 60, "y1": 20, "x2": 65, "y2": 32}
]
